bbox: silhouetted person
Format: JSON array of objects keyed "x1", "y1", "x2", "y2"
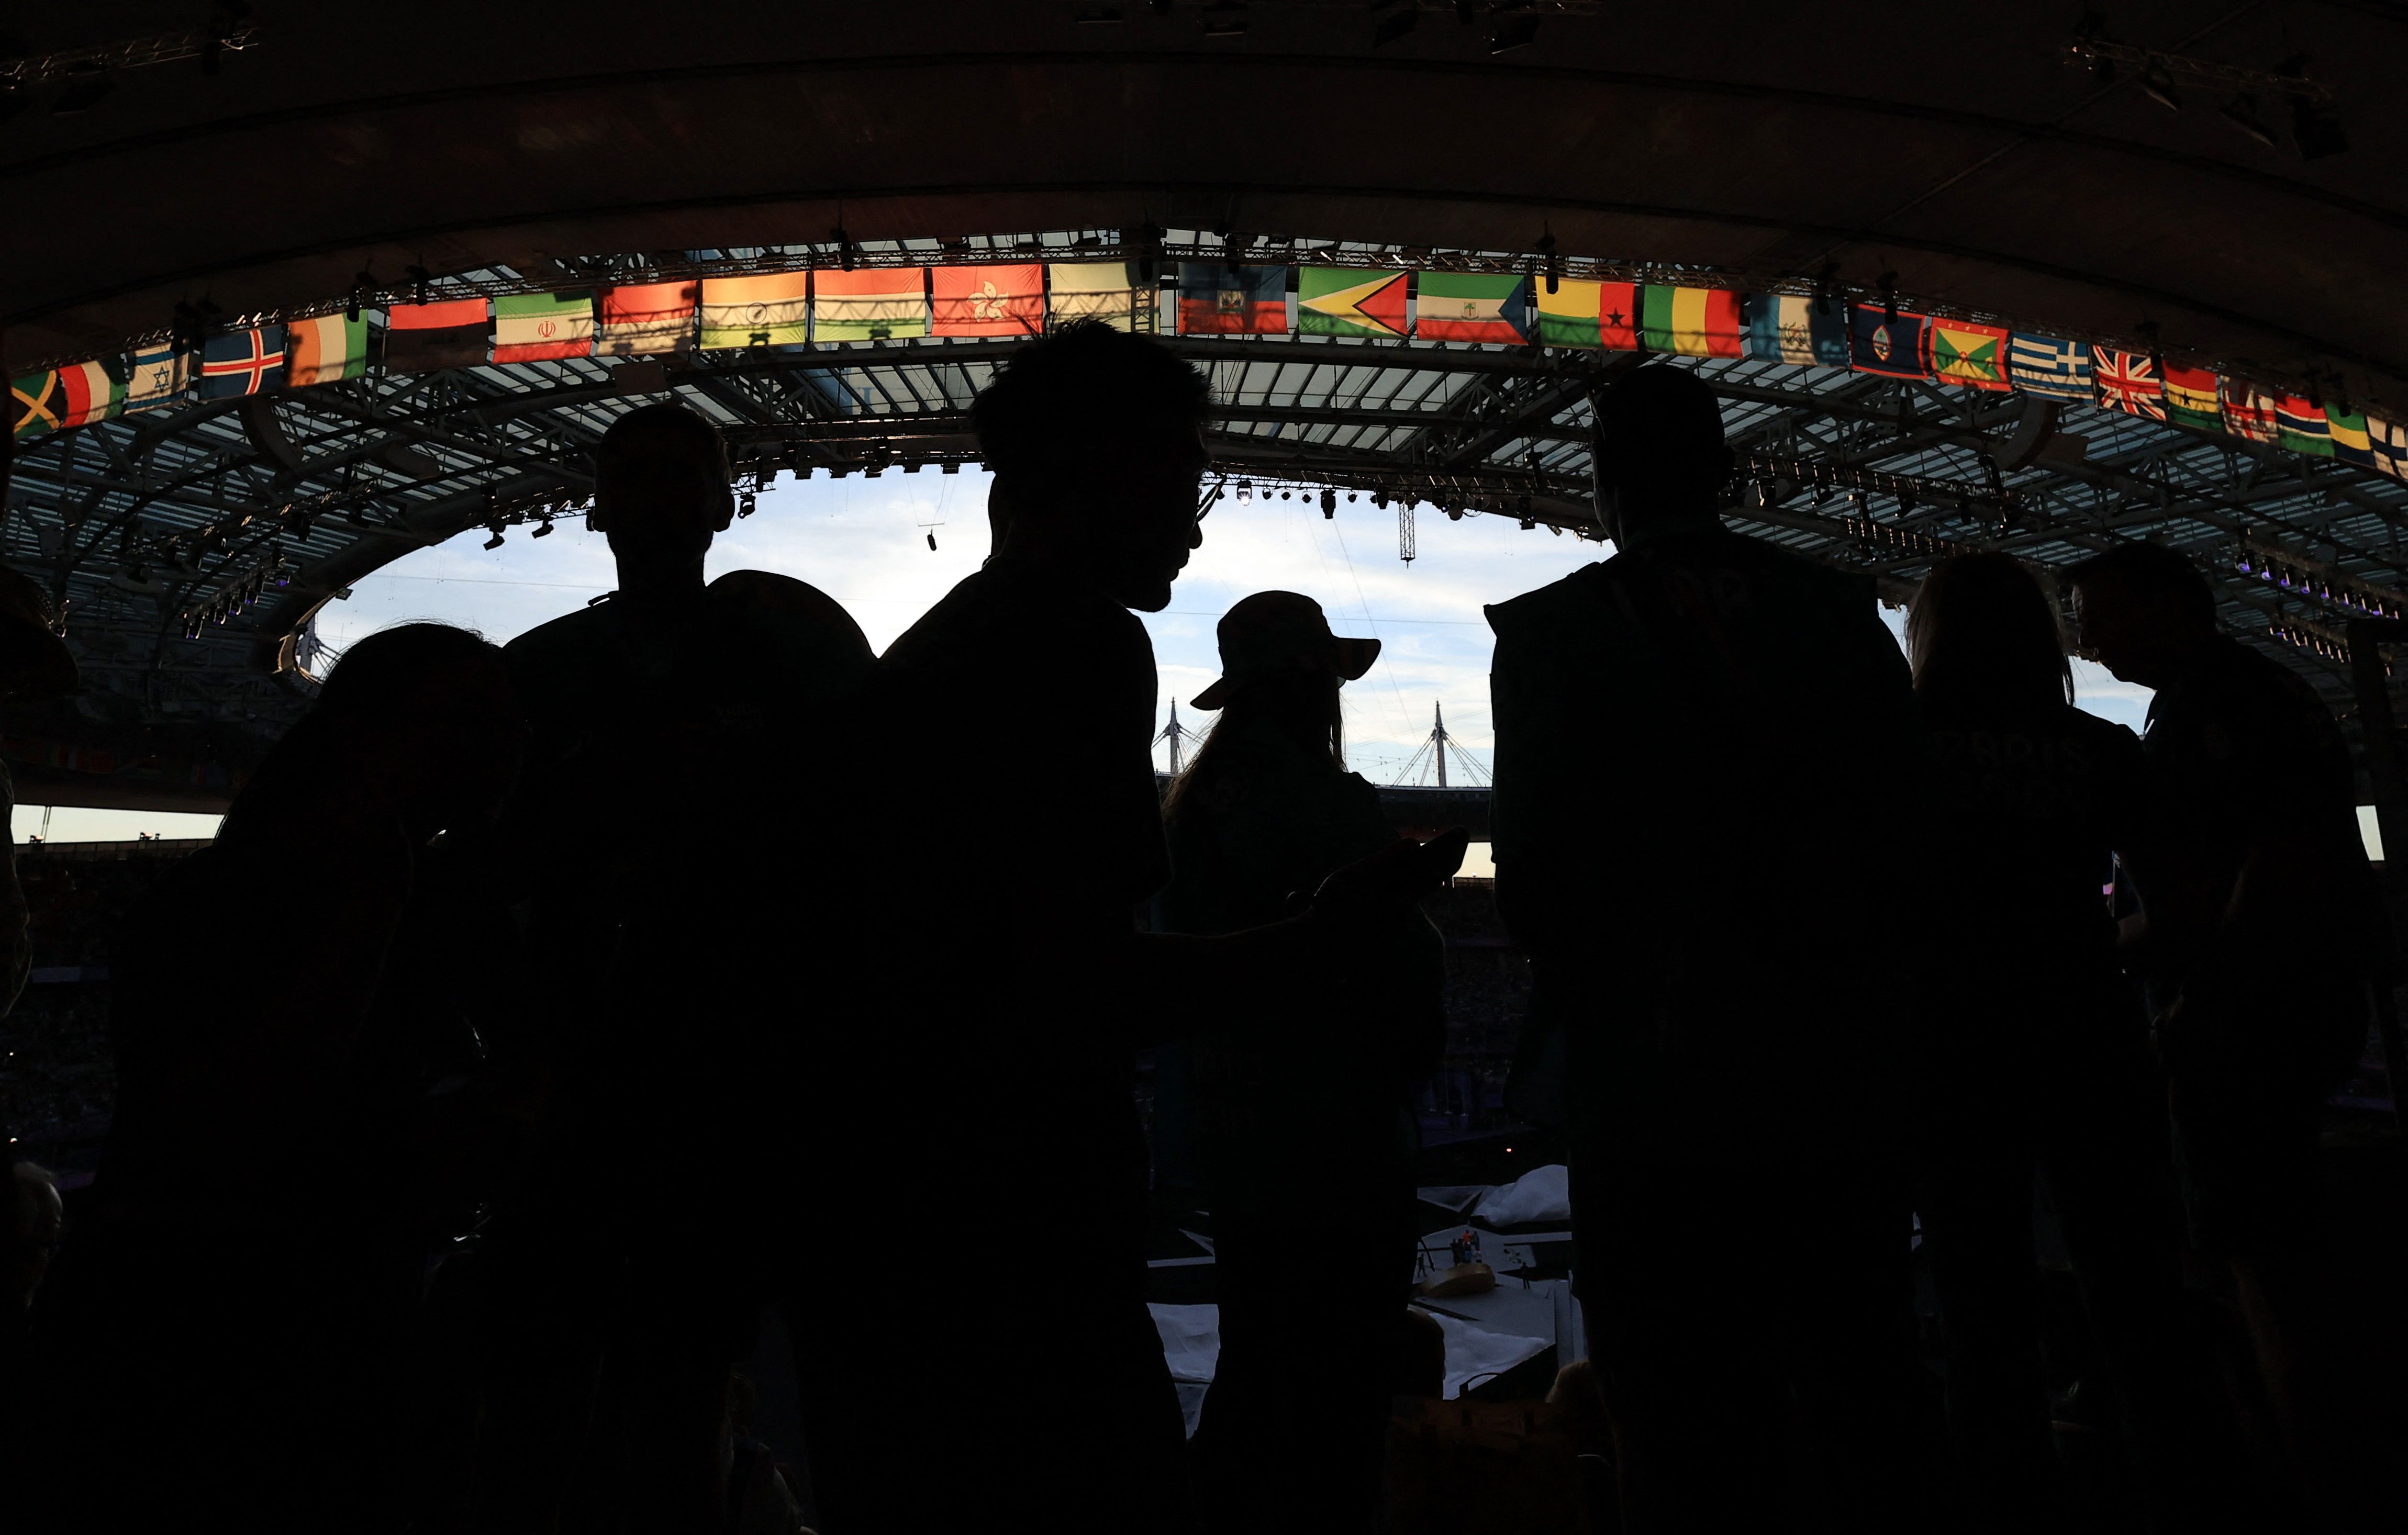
[
  {"x1": 479, "y1": 402, "x2": 874, "y2": 1532},
  {"x1": 1156, "y1": 591, "x2": 1445, "y2": 1535},
  {"x1": 798, "y1": 323, "x2": 1463, "y2": 1533},
  {"x1": 1487, "y1": 364, "x2": 1922, "y2": 1532},
  {"x1": 1904, "y1": 553, "x2": 2223, "y2": 1531},
  {"x1": 14, "y1": 622, "x2": 522, "y2": 1531},
  {"x1": 2068, "y1": 541, "x2": 2384, "y2": 1512}
]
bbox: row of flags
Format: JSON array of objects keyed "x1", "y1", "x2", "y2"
[{"x1": 9, "y1": 261, "x2": 2406, "y2": 483}]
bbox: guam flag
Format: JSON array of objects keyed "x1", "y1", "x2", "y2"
[
  {"x1": 1176, "y1": 265, "x2": 1287, "y2": 335},
  {"x1": 10, "y1": 358, "x2": 127, "y2": 438},
  {"x1": 286, "y1": 313, "x2": 370, "y2": 387},
  {"x1": 1743, "y1": 294, "x2": 1847, "y2": 366},
  {"x1": 2093, "y1": 349, "x2": 2164, "y2": 419},
  {"x1": 198, "y1": 324, "x2": 288, "y2": 398},
  {"x1": 1413, "y1": 272, "x2": 1530, "y2": 344},
  {"x1": 1848, "y1": 304, "x2": 1929, "y2": 380},
  {"x1": 1298, "y1": 267, "x2": 1407, "y2": 339},
  {"x1": 1927, "y1": 318, "x2": 2011, "y2": 390},
  {"x1": 2370, "y1": 414, "x2": 2408, "y2": 483},
  {"x1": 2273, "y1": 394, "x2": 2332, "y2": 456},
  {"x1": 1638, "y1": 284, "x2": 1742, "y2": 358},
  {"x1": 2327, "y1": 404, "x2": 2375, "y2": 468},
  {"x1": 2005, "y1": 335, "x2": 2092, "y2": 400},
  {"x1": 384, "y1": 299, "x2": 489, "y2": 372},
  {"x1": 124, "y1": 343, "x2": 189, "y2": 414},
  {"x1": 497, "y1": 290, "x2": 598, "y2": 361},
  {"x1": 931, "y1": 264, "x2": 1044, "y2": 338}
]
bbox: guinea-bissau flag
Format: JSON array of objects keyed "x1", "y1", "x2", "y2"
[
  {"x1": 198, "y1": 324, "x2": 289, "y2": 398},
  {"x1": 9, "y1": 357, "x2": 126, "y2": 437},
  {"x1": 2326, "y1": 402, "x2": 2375, "y2": 468},
  {"x1": 2159, "y1": 363, "x2": 2222, "y2": 432},
  {"x1": 695, "y1": 276, "x2": 805, "y2": 350},
  {"x1": 1926, "y1": 317, "x2": 2012, "y2": 390},
  {"x1": 1176, "y1": 264, "x2": 1287, "y2": 335},
  {"x1": 497, "y1": 290, "x2": 597, "y2": 361},
  {"x1": 1412, "y1": 272, "x2": 1530, "y2": 344},
  {"x1": 812, "y1": 268, "x2": 929, "y2": 342},
  {"x1": 1297, "y1": 267, "x2": 1407, "y2": 339},
  {"x1": 2273, "y1": 394, "x2": 2332, "y2": 456},
  {"x1": 931, "y1": 264, "x2": 1044, "y2": 338},
  {"x1": 599, "y1": 281, "x2": 698, "y2": 355},
  {"x1": 1742, "y1": 293, "x2": 1847, "y2": 366},
  {"x1": 286, "y1": 313, "x2": 370, "y2": 387},
  {"x1": 1046, "y1": 262, "x2": 1154, "y2": 332},
  {"x1": 384, "y1": 299, "x2": 489, "y2": 372},
  {"x1": 1638, "y1": 284, "x2": 1741, "y2": 358},
  {"x1": 1848, "y1": 304, "x2": 1929, "y2": 380},
  {"x1": 1533, "y1": 278, "x2": 1638, "y2": 350},
  {"x1": 123, "y1": 343, "x2": 188, "y2": 414},
  {"x1": 2219, "y1": 379, "x2": 2280, "y2": 444}
]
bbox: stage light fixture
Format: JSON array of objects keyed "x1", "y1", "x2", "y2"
[{"x1": 2220, "y1": 95, "x2": 2277, "y2": 147}]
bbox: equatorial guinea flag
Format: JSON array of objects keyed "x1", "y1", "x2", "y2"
[
  {"x1": 599, "y1": 281, "x2": 697, "y2": 356},
  {"x1": 812, "y1": 268, "x2": 929, "y2": 342},
  {"x1": 497, "y1": 290, "x2": 597, "y2": 361},
  {"x1": 1743, "y1": 294, "x2": 1847, "y2": 366},
  {"x1": 1638, "y1": 284, "x2": 1742, "y2": 358},
  {"x1": 1413, "y1": 272, "x2": 1530, "y2": 344},
  {"x1": 1046, "y1": 262, "x2": 1154, "y2": 332},
  {"x1": 287, "y1": 313, "x2": 369, "y2": 387},
  {"x1": 932, "y1": 264, "x2": 1043, "y2": 338},
  {"x1": 384, "y1": 299, "x2": 489, "y2": 372},
  {"x1": 1176, "y1": 265, "x2": 1287, "y2": 335},
  {"x1": 1298, "y1": 267, "x2": 1407, "y2": 339}
]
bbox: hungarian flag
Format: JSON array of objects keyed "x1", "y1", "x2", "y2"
[
  {"x1": 1639, "y1": 284, "x2": 1741, "y2": 358},
  {"x1": 1046, "y1": 262, "x2": 1154, "y2": 332},
  {"x1": 497, "y1": 290, "x2": 597, "y2": 361},
  {"x1": 1743, "y1": 293, "x2": 1846, "y2": 366},
  {"x1": 1848, "y1": 304, "x2": 1929, "y2": 380},
  {"x1": 2370, "y1": 414, "x2": 2408, "y2": 482},
  {"x1": 1298, "y1": 267, "x2": 1407, "y2": 339},
  {"x1": 2093, "y1": 349, "x2": 2164, "y2": 419},
  {"x1": 124, "y1": 343, "x2": 188, "y2": 414},
  {"x1": 199, "y1": 324, "x2": 288, "y2": 398},
  {"x1": 2160, "y1": 364, "x2": 2221, "y2": 432},
  {"x1": 2327, "y1": 405, "x2": 2375, "y2": 468},
  {"x1": 9, "y1": 358, "x2": 126, "y2": 437},
  {"x1": 287, "y1": 313, "x2": 369, "y2": 387},
  {"x1": 1176, "y1": 265, "x2": 1287, "y2": 335},
  {"x1": 2006, "y1": 335, "x2": 2092, "y2": 400},
  {"x1": 384, "y1": 299, "x2": 488, "y2": 372},
  {"x1": 932, "y1": 264, "x2": 1044, "y2": 338},
  {"x1": 1413, "y1": 272, "x2": 1530, "y2": 344},
  {"x1": 2273, "y1": 395, "x2": 2332, "y2": 456},
  {"x1": 813, "y1": 268, "x2": 929, "y2": 342},
  {"x1": 599, "y1": 282, "x2": 697, "y2": 355},
  {"x1": 1927, "y1": 318, "x2": 2012, "y2": 390}
]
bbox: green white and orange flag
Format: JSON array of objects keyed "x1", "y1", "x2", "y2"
[
  {"x1": 496, "y1": 290, "x2": 597, "y2": 361},
  {"x1": 1926, "y1": 317, "x2": 2012, "y2": 389},
  {"x1": 1046, "y1": 262, "x2": 1154, "y2": 332},
  {"x1": 1638, "y1": 284, "x2": 1742, "y2": 358},
  {"x1": 287, "y1": 313, "x2": 370, "y2": 386},
  {"x1": 697, "y1": 275, "x2": 808, "y2": 350},
  {"x1": 10, "y1": 358, "x2": 126, "y2": 438},
  {"x1": 812, "y1": 267, "x2": 929, "y2": 342},
  {"x1": 1299, "y1": 267, "x2": 1408, "y2": 339}
]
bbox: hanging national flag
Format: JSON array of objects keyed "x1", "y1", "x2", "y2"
[
  {"x1": 1046, "y1": 262, "x2": 1154, "y2": 332},
  {"x1": 1927, "y1": 318, "x2": 2011, "y2": 390},
  {"x1": 1413, "y1": 272, "x2": 1531, "y2": 344},
  {"x1": 286, "y1": 313, "x2": 369, "y2": 387},
  {"x1": 10, "y1": 357, "x2": 128, "y2": 437},
  {"x1": 813, "y1": 268, "x2": 929, "y2": 342},
  {"x1": 2327, "y1": 404, "x2": 2374, "y2": 468},
  {"x1": 2370, "y1": 414, "x2": 2408, "y2": 482},
  {"x1": 198, "y1": 324, "x2": 289, "y2": 397},
  {"x1": 1638, "y1": 284, "x2": 1742, "y2": 358},
  {"x1": 124, "y1": 343, "x2": 189, "y2": 414},
  {"x1": 1532, "y1": 278, "x2": 1638, "y2": 350},
  {"x1": 1742, "y1": 294, "x2": 1847, "y2": 366},
  {"x1": 598, "y1": 281, "x2": 697, "y2": 356},
  {"x1": 2273, "y1": 394, "x2": 2332, "y2": 456},
  {"x1": 2093, "y1": 349, "x2": 2164, "y2": 419},
  {"x1": 384, "y1": 299, "x2": 488, "y2": 372},
  {"x1": 2160, "y1": 363, "x2": 2221, "y2": 432},
  {"x1": 1175, "y1": 265, "x2": 1287, "y2": 335},
  {"x1": 2220, "y1": 379, "x2": 2281, "y2": 444},
  {"x1": 496, "y1": 290, "x2": 597, "y2": 361},
  {"x1": 932, "y1": 264, "x2": 1044, "y2": 338},
  {"x1": 1848, "y1": 304, "x2": 1929, "y2": 380},
  {"x1": 1298, "y1": 267, "x2": 1408, "y2": 340},
  {"x1": 2005, "y1": 335, "x2": 2092, "y2": 400},
  {"x1": 695, "y1": 276, "x2": 805, "y2": 350}
]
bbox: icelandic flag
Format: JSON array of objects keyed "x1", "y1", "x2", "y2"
[
  {"x1": 1743, "y1": 294, "x2": 1847, "y2": 366},
  {"x1": 1176, "y1": 264, "x2": 1287, "y2": 335},
  {"x1": 198, "y1": 325, "x2": 288, "y2": 398},
  {"x1": 2006, "y1": 335, "x2": 2092, "y2": 400},
  {"x1": 125, "y1": 343, "x2": 189, "y2": 413},
  {"x1": 1847, "y1": 303, "x2": 1929, "y2": 380}
]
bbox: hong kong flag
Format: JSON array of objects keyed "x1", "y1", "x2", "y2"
[{"x1": 931, "y1": 264, "x2": 1044, "y2": 337}]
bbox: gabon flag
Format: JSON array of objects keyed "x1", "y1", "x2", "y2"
[{"x1": 931, "y1": 264, "x2": 1043, "y2": 338}]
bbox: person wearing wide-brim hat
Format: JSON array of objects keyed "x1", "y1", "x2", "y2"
[{"x1": 1158, "y1": 590, "x2": 1445, "y2": 1534}]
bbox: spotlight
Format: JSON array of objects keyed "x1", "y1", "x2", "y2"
[
  {"x1": 739, "y1": 489, "x2": 757, "y2": 518},
  {"x1": 1320, "y1": 487, "x2": 1336, "y2": 517},
  {"x1": 532, "y1": 518, "x2": 554, "y2": 539},
  {"x1": 1236, "y1": 480, "x2": 1253, "y2": 503},
  {"x1": 2220, "y1": 95, "x2": 2276, "y2": 148},
  {"x1": 1347, "y1": 491, "x2": 1358, "y2": 502},
  {"x1": 484, "y1": 528, "x2": 506, "y2": 550}
]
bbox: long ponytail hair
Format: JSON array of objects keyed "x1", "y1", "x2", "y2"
[{"x1": 1162, "y1": 667, "x2": 1345, "y2": 820}]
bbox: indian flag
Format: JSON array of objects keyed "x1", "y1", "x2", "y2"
[
  {"x1": 1639, "y1": 284, "x2": 1742, "y2": 358},
  {"x1": 496, "y1": 290, "x2": 596, "y2": 362},
  {"x1": 1046, "y1": 262, "x2": 1154, "y2": 332},
  {"x1": 813, "y1": 268, "x2": 929, "y2": 342},
  {"x1": 698, "y1": 275, "x2": 808, "y2": 350},
  {"x1": 287, "y1": 313, "x2": 369, "y2": 386}
]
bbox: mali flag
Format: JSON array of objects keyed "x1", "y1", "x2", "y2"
[
  {"x1": 9, "y1": 358, "x2": 126, "y2": 438},
  {"x1": 1047, "y1": 263, "x2": 1154, "y2": 333},
  {"x1": 498, "y1": 290, "x2": 598, "y2": 361},
  {"x1": 1848, "y1": 304, "x2": 1929, "y2": 380},
  {"x1": 1744, "y1": 294, "x2": 1847, "y2": 366},
  {"x1": 385, "y1": 299, "x2": 488, "y2": 372},
  {"x1": 287, "y1": 313, "x2": 369, "y2": 387},
  {"x1": 1927, "y1": 318, "x2": 2012, "y2": 390},
  {"x1": 2160, "y1": 364, "x2": 2221, "y2": 432},
  {"x1": 1413, "y1": 272, "x2": 1530, "y2": 344},
  {"x1": 1298, "y1": 268, "x2": 1407, "y2": 339},
  {"x1": 696, "y1": 276, "x2": 806, "y2": 351},
  {"x1": 1176, "y1": 265, "x2": 1287, "y2": 335},
  {"x1": 813, "y1": 268, "x2": 929, "y2": 342},
  {"x1": 1639, "y1": 285, "x2": 1741, "y2": 358},
  {"x1": 2327, "y1": 405, "x2": 2374, "y2": 468},
  {"x1": 2274, "y1": 395, "x2": 2332, "y2": 457},
  {"x1": 932, "y1": 264, "x2": 1044, "y2": 338},
  {"x1": 599, "y1": 281, "x2": 698, "y2": 356}
]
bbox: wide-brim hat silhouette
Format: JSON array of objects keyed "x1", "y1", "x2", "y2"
[
  {"x1": 1192, "y1": 590, "x2": 1378, "y2": 710},
  {"x1": 0, "y1": 565, "x2": 80, "y2": 700}
]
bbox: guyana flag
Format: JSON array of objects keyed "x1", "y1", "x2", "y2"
[
  {"x1": 1533, "y1": 278, "x2": 1638, "y2": 350},
  {"x1": 599, "y1": 281, "x2": 698, "y2": 355},
  {"x1": 1298, "y1": 267, "x2": 1407, "y2": 339},
  {"x1": 2160, "y1": 364, "x2": 2221, "y2": 432},
  {"x1": 1926, "y1": 318, "x2": 2012, "y2": 390},
  {"x1": 2216, "y1": 378, "x2": 2279, "y2": 442},
  {"x1": 497, "y1": 290, "x2": 597, "y2": 361},
  {"x1": 813, "y1": 268, "x2": 929, "y2": 342},
  {"x1": 9, "y1": 357, "x2": 126, "y2": 438},
  {"x1": 1638, "y1": 284, "x2": 1741, "y2": 358},
  {"x1": 932, "y1": 264, "x2": 1043, "y2": 338},
  {"x1": 1412, "y1": 272, "x2": 1530, "y2": 344},
  {"x1": 2327, "y1": 404, "x2": 2374, "y2": 468},
  {"x1": 287, "y1": 313, "x2": 370, "y2": 387},
  {"x1": 697, "y1": 275, "x2": 807, "y2": 350},
  {"x1": 2273, "y1": 394, "x2": 2332, "y2": 456}
]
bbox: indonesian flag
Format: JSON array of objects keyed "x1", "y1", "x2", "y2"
[
  {"x1": 384, "y1": 300, "x2": 488, "y2": 373},
  {"x1": 931, "y1": 264, "x2": 1043, "y2": 338},
  {"x1": 496, "y1": 290, "x2": 596, "y2": 362},
  {"x1": 813, "y1": 268, "x2": 930, "y2": 342},
  {"x1": 599, "y1": 281, "x2": 697, "y2": 356}
]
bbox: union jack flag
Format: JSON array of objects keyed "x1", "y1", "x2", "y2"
[{"x1": 2093, "y1": 348, "x2": 2164, "y2": 421}]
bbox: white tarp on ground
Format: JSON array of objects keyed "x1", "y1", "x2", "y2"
[{"x1": 1414, "y1": 1163, "x2": 1574, "y2": 1227}]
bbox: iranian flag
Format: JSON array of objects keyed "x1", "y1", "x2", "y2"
[
  {"x1": 599, "y1": 281, "x2": 698, "y2": 356},
  {"x1": 287, "y1": 313, "x2": 370, "y2": 386},
  {"x1": 932, "y1": 264, "x2": 1043, "y2": 338},
  {"x1": 813, "y1": 268, "x2": 929, "y2": 342},
  {"x1": 1638, "y1": 284, "x2": 1742, "y2": 358},
  {"x1": 497, "y1": 290, "x2": 597, "y2": 361}
]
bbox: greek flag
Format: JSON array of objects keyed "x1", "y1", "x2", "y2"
[{"x1": 2006, "y1": 334, "x2": 2093, "y2": 400}]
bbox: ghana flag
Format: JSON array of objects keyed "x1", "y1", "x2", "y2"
[
  {"x1": 1176, "y1": 265, "x2": 1287, "y2": 334},
  {"x1": 198, "y1": 324, "x2": 288, "y2": 397},
  {"x1": 813, "y1": 268, "x2": 929, "y2": 342},
  {"x1": 10, "y1": 358, "x2": 126, "y2": 438},
  {"x1": 599, "y1": 281, "x2": 698, "y2": 355},
  {"x1": 287, "y1": 313, "x2": 370, "y2": 387},
  {"x1": 1413, "y1": 272, "x2": 1530, "y2": 344},
  {"x1": 124, "y1": 343, "x2": 188, "y2": 414},
  {"x1": 497, "y1": 290, "x2": 597, "y2": 361},
  {"x1": 1743, "y1": 294, "x2": 1847, "y2": 366},
  {"x1": 2158, "y1": 364, "x2": 2221, "y2": 432},
  {"x1": 2274, "y1": 394, "x2": 2331, "y2": 456},
  {"x1": 385, "y1": 299, "x2": 489, "y2": 372},
  {"x1": 1047, "y1": 262, "x2": 1154, "y2": 332},
  {"x1": 2216, "y1": 378, "x2": 2278, "y2": 442},
  {"x1": 696, "y1": 276, "x2": 807, "y2": 350},
  {"x1": 1638, "y1": 284, "x2": 1741, "y2": 357},
  {"x1": 1848, "y1": 304, "x2": 1930, "y2": 380},
  {"x1": 2327, "y1": 404, "x2": 2374, "y2": 468},
  {"x1": 932, "y1": 264, "x2": 1043, "y2": 338},
  {"x1": 1298, "y1": 267, "x2": 1407, "y2": 339},
  {"x1": 1927, "y1": 318, "x2": 2012, "y2": 390}
]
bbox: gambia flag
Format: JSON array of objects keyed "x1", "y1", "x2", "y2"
[
  {"x1": 124, "y1": 343, "x2": 188, "y2": 414},
  {"x1": 1927, "y1": 318, "x2": 2012, "y2": 390},
  {"x1": 1413, "y1": 272, "x2": 1530, "y2": 344},
  {"x1": 1176, "y1": 265, "x2": 1287, "y2": 335},
  {"x1": 11, "y1": 359, "x2": 126, "y2": 438},
  {"x1": 1047, "y1": 263, "x2": 1154, "y2": 333},
  {"x1": 1848, "y1": 304, "x2": 1929, "y2": 380},
  {"x1": 2273, "y1": 394, "x2": 2331, "y2": 456},
  {"x1": 2005, "y1": 335, "x2": 2092, "y2": 400},
  {"x1": 2370, "y1": 414, "x2": 2408, "y2": 482},
  {"x1": 1298, "y1": 267, "x2": 1407, "y2": 339},
  {"x1": 1743, "y1": 293, "x2": 1846, "y2": 366},
  {"x1": 2160, "y1": 364, "x2": 2221, "y2": 432},
  {"x1": 287, "y1": 313, "x2": 369, "y2": 387},
  {"x1": 2327, "y1": 405, "x2": 2374, "y2": 468},
  {"x1": 696, "y1": 276, "x2": 805, "y2": 350},
  {"x1": 1638, "y1": 284, "x2": 1741, "y2": 358},
  {"x1": 497, "y1": 290, "x2": 597, "y2": 361},
  {"x1": 198, "y1": 324, "x2": 289, "y2": 397},
  {"x1": 813, "y1": 268, "x2": 929, "y2": 342},
  {"x1": 384, "y1": 299, "x2": 488, "y2": 372},
  {"x1": 1533, "y1": 278, "x2": 1638, "y2": 350},
  {"x1": 599, "y1": 281, "x2": 698, "y2": 355},
  {"x1": 932, "y1": 264, "x2": 1043, "y2": 338}
]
